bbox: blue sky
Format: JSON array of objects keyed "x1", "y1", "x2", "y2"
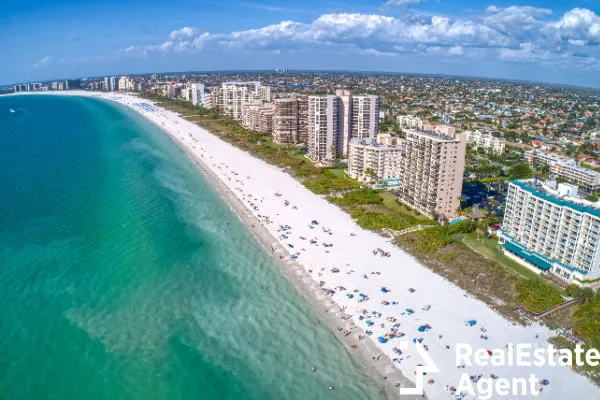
[{"x1": 2, "y1": 0, "x2": 600, "y2": 87}]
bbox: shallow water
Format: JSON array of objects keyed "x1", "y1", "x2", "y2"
[{"x1": 0, "y1": 95, "x2": 386, "y2": 400}]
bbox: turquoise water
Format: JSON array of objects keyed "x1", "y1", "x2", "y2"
[{"x1": 0, "y1": 95, "x2": 385, "y2": 400}]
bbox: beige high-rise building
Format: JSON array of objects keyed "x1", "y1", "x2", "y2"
[
  {"x1": 307, "y1": 95, "x2": 343, "y2": 164},
  {"x1": 272, "y1": 96, "x2": 308, "y2": 145},
  {"x1": 257, "y1": 85, "x2": 272, "y2": 102},
  {"x1": 241, "y1": 103, "x2": 274, "y2": 134},
  {"x1": 203, "y1": 86, "x2": 221, "y2": 109},
  {"x1": 398, "y1": 128, "x2": 466, "y2": 219}
]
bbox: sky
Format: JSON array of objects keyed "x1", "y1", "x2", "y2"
[{"x1": 2, "y1": 0, "x2": 600, "y2": 87}]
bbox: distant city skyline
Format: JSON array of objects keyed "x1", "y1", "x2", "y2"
[{"x1": 2, "y1": 0, "x2": 600, "y2": 88}]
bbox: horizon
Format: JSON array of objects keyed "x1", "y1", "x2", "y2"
[
  {"x1": 4, "y1": 68, "x2": 600, "y2": 93},
  {"x1": 2, "y1": 0, "x2": 600, "y2": 88}
]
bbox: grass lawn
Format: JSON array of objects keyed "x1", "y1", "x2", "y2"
[
  {"x1": 461, "y1": 233, "x2": 543, "y2": 280},
  {"x1": 379, "y1": 191, "x2": 436, "y2": 225},
  {"x1": 326, "y1": 167, "x2": 347, "y2": 178}
]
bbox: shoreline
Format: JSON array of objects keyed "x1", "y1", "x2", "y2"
[
  {"x1": 12, "y1": 91, "x2": 599, "y2": 400},
  {"x1": 169, "y1": 128, "x2": 417, "y2": 400}
]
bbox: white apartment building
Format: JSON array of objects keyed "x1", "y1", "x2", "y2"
[
  {"x1": 109, "y1": 76, "x2": 117, "y2": 91},
  {"x1": 220, "y1": 82, "x2": 270, "y2": 121},
  {"x1": 351, "y1": 95, "x2": 380, "y2": 142},
  {"x1": 398, "y1": 128, "x2": 467, "y2": 219},
  {"x1": 307, "y1": 95, "x2": 342, "y2": 164},
  {"x1": 526, "y1": 150, "x2": 600, "y2": 193},
  {"x1": 397, "y1": 115, "x2": 421, "y2": 129},
  {"x1": 118, "y1": 76, "x2": 133, "y2": 91},
  {"x1": 347, "y1": 134, "x2": 403, "y2": 186},
  {"x1": 500, "y1": 179, "x2": 600, "y2": 283},
  {"x1": 335, "y1": 90, "x2": 381, "y2": 155},
  {"x1": 190, "y1": 83, "x2": 205, "y2": 106},
  {"x1": 465, "y1": 131, "x2": 506, "y2": 154}
]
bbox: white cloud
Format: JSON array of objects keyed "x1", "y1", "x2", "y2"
[
  {"x1": 116, "y1": 7, "x2": 600, "y2": 73},
  {"x1": 381, "y1": 0, "x2": 427, "y2": 10},
  {"x1": 169, "y1": 27, "x2": 199, "y2": 40},
  {"x1": 32, "y1": 56, "x2": 50, "y2": 69},
  {"x1": 551, "y1": 8, "x2": 600, "y2": 45},
  {"x1": 448, "y1": 45, "x2": 463, "y2": 56}
]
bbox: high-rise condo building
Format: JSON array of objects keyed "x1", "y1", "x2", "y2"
[
  {"x1": 335, "y1": 90, "x2": 380, "y2": 156},
  {"x1": 109, "y1": 76, "x2": 117, "y2": 91},
  {"x1": 347, "y1": 134, "x2": 403, "y2": 187},
  {"x1": 500, "y1": 179, "x2": 600, "y2": 283},
  {"x1": 307, "y1": 91, "x2": 381, "y2": 163},
  {"x1": 272, "y1": 96, "x2": 308, "y2": 145},
  {"x1": 190, "y1": 83, "x2": 205, "y2": 106},
  {"x1": 350, "y1": 95, "x2": 380, "y2": 142},
  {"x1": 220, "y1": 82, "x2": 270, "y2": 121},
  {"x1": 398, "y1": 127, "x2": 466, "y2": 219},
  {"x1": 241, "y1": 103, "x2": 274, "y2": 134},
  {"x1": 307, "y1": 95, "x2": 343, "y2": 164}
]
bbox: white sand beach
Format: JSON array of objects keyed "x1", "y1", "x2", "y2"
[{"x1": 35, "y1": 91, "x2": 599, "y2": 399}]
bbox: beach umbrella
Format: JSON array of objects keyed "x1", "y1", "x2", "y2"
[{"x1": 540, "y1": 379, "x2": 550, "y2": 386}]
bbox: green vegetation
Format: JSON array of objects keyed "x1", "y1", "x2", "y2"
[
  {"x1": 574, "y1": 294, "x2": 600, "y2": 347},
  {"x1": 549, "y1": 336, "x2": 600, "y2": 386},
  {"x1": 329, "y1": 189, "x2": 383, "y2": 206},
  {"x1": 401, "y1": 220, "x2": 477, "y2": 252},
  {"x1": 462, "y1": 234, "x2": 543, "y2": 280},
  {"x1": 303, "y1": 172, "x2": 362, "y2": 195},
  {"x1": 351, "y1": 207, "x2": 426, "y2": 231},
  {"x1": 515, "y1": 279, "x2": 563, "y2": 313},
  {"x1": 508, "y1": 163, "x2": 533, "y2": 179}
]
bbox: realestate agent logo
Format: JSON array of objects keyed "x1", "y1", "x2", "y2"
[{"x1": 398, "y1": 341, "x2": 440, "y2": 396}]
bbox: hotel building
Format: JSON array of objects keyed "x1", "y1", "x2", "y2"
[
  {"x1": 500, "y1": 179, "x2": 600, "y2": 283},
  {"x1": 526, "y1": 150, "x2": 600, "y2": 193}
]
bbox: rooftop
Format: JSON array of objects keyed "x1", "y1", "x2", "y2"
[{"x1": 511, "y1": 179, "x2": 600, "y2": 218}]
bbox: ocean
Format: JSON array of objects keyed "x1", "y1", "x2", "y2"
[{"x1": 0, "y1": 95, "x2": 385, "y2": 400}]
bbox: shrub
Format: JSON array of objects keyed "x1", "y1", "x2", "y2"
[
  {"x1": 330, "y1": 189, "x2": 383, "y2": 206},
  {"x1": 351, "y1": 207, "x2": 420, "y2": 232},
  {"x1": 574, "y1": 296, "x2": 600, "y2": 347},
  {"x1": 515, "y1": 279, "x2": 563, "y2": 313}
]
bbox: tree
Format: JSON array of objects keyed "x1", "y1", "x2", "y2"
[
  {"x1": 577, "y1": 287, "x2": 596, "y2": 304},
  {"x1": 364, "y1": 168, "x2": 377, "y2": 183},
  {"x1": 508, "y1": 163, "x2": 533, "y2": 180}
]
